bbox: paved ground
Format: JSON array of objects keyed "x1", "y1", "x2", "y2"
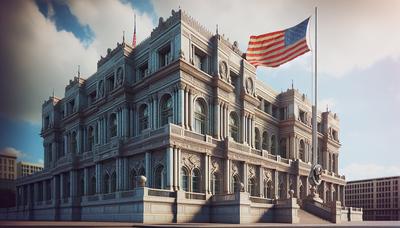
[{"x1": 0, "y1": 221, "x2": 399, "y2": 227}]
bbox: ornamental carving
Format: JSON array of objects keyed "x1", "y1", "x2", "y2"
[
  {"x1": 264, "y1": 169, "x2": 272, "y2": 182},
  {"x1": 181, "y1": 152, "x2": 201, "y2": 171},
  {"x1": 211, "y1": 157, "x2": 222, "y2": 174},
  {"x1": 245, "y1": 77, "x2": 254, "y2": 94},
  {"x1": 218, "y1": 60, "x2": 228, "y2": 79},
  {"x1": 152, "y1": 151, "x2": 165, "y2": 167},
  {"x1": 116, "y1": 67, "x2": 124, "y2": 85},
  {"x1": 231, "y1": 161, "x2": 240, "y2": 176},
  {"x1": 248, "y1": 164, "x2": 256, "y2": 179}
]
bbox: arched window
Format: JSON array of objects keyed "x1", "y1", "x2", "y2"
[
  {"x1": 229, "y1": 112, "x2": 239, "y2": 142},
  {"x1": 299, "y1": 140, "x2": 305, "y2": 161},
  {"x1": 279, "y1": 138, "x2": 287, "y2": 158},
  {"x1": 248, "y1": 178, "x2": 257, "y2": 196},
  {"x1": 262, "y1": 131, "x2": 269, "y2": 150},
  {"x1": 160, "y1": 94, "x2": 173, "y2": 126},
  {"x1": 129, "y1": 169, "x2": 137, "y2": 190},
  {"x1": 194, "y1": 99, "x2": 207, "y2": 134},
  {"x1": 192, "y1": 168, "x2": 201, "y2": 193},
  {"x1": 255, "y1": 128, "x2": 261, "y2": 149},
  {"x1": 109, "y1": 113, "x2": 117, "y2": 137},
  {"x1": 138, "y1": 167, "x2": 145, "y2": 176},
  {"x1": 89, "y1": 176, "x2": 96, "y2": 195},
  {"x1": 88, "y1": 126, "x2": 94, "y2": 151},
  {"x1": 111, "y1": 172, "x2": 116, "y2": 192},
  {"x1": 270, "y1": 135, "x2": 276, "y2": 154},
  {"x1": 154, "y1": 165, "x2": 164, "y2": 189},
  {"x1": 103, "y1": 174, "x2": 110, "y2": 194},
  {"x1": 211, "y1": 172, "x2": 221, "y2": 194},
  {"x1": 71, "y1": 132, "x2": 77, "y2": 154},
  {"x1": 232, "y1": 175, "x2": 241, "y2": 193},
  {"x1": 139, "y1": 104, "x2": 149, "y2": 133},
  {"x1": 181, "y1": 167, "x2": 189, "y2": 191}
]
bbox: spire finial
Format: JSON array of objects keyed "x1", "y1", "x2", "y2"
[
  {"x1": 291, "y1": 79, "x2": 294, "y2": 89},
  {"x1": 52, "y1": 88, "x2": 55, "y2": 98},
  {"x1": 123, "y1": 30, "x2": 125, "y2": 43},
  {"x1": 77, "y1": 65, "x2": 80, "y2": 79},
  {"x1": 132, "y1": 14, "x2": 137, "y2": 48},
  {"x1": 216, "y1": 24, "x2": 219, "y2": 35}
]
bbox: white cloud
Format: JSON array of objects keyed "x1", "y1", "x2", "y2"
[
  {"x1": 152, "y1": 0, "x2": 400, "y2": 77},
  {"x1": 0, "y1": 1, "x2": 155, "y2": 124},
  {"x1": 0, "y1": 147, "x2": 27, "y2": 159},
  {"x1": 341, "y1": 163, "x2": 400, "y2": 181},
  {"x1": 37, "y1": 159, "x2": 44, "y2": 164}
]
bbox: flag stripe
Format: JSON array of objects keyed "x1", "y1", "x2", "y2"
[
  {"x1": 247, "y1": 39, "x2": 307, "y2": 60},
  {"x1": 246, "y1": 18, "x2": 310, "y2": 68},
  {"x1": 250, "y1": 46, "x2": 310, "y2": 67}
]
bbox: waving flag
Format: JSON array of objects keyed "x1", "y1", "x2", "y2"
[{"x1": 246, "y1": 18, "x2": 310, "y2": 67}]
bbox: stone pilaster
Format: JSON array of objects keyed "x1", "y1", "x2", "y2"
[{"x1": 145, "y1": 152, "x2": 151, "y2": 187}]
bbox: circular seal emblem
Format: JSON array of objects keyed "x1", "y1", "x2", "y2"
[
  {"x1": 218, "y1": 60, "x2": 228, "y2": 79},
  {"x1": 245, "y1": 77, "x2": 253, "y2": 94}
]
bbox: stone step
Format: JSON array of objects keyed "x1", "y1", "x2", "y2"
[{"x1": 298, "y1": 209, "x2": 331, "y2": 224}]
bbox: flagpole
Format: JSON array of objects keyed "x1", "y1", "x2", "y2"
[{"x1": 312, "y1": 6, "x2": 318, "y2": 166}]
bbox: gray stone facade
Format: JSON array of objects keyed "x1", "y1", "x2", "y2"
[{"x1": 4, "y1": 10, "x2": 351, "y2": 223}]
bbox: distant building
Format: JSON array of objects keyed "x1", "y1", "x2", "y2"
[
  {"x1": 0, "y1": 151, "x2": 17, "y2": 207},
  {"x1": 345, "y1": 176, "x2": 400, "y2": 221},
  {"x1": 17, "y1": 162, "x2": 43, "y2": 177},
  {"x1": 0, "y1": 152, "x2": 17, "y2": 180}
]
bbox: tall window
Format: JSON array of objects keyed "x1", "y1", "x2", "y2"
[
  {"x1": 159, "y1": 44, "x2": 171, "y2": 68},
  {"x1": 139, "y1": 104, "x2": 149, "y2": 133},
  {"x1": 103, "y1": 174, "x2": 110, "y2": 194},
  {"x1": 229, "y1": 112, "x2": 239, "y2": 142},
  {"x1": 46, "y1": 180, "x2": 52, "y2": 200},
  {"x1": 107, "y1": 75, "x2": 115, "y2": 92},
  {"x1": 279, "y1": 138, "x2": 286, "y2": 158},
  {"x1": 111, "y1": 172, "x2": 116, "y2": 192},
  {"x1": 160, "y1": 95, "x2": 173, "y2": 126},
  {"x1": 138, "y1": 62, "x2": 149, "y2": 79},
  {"x1": 211, "y1": 172, "x2": 221, "y2": 194},
  {"x1": 154, "y1": 165, "x2": 164, "y2": 189},
  {"x1": 194, "y1": 48, "x2": 207, "y2": 72},
  {"x1": 248, "y1": 178, "x2": 257, "y2": 196},
  {"x1": 192, "y1": 168, "x2": 201, "y2": 193},
  {"x1": 299, "y1": 140, "x2": 305, "y2": 161},
  {"x1": 89, "y1": 176, "x2": 96, "y2": 195},
  {"x1": 255, "y1": 128, "x2": 261, "y2": 149},
  {"x1": 181, "y1": 168, "x2": 189, "y2": 191},
  {"x1": 232, "y1": 175, "x2": 241, "y2": 193},
  {"x1": 279, "y1": 183, "x2": 285, "y2": 199},
  {"x1": 109, "y1": 113, "x2": 117, "y2": 138},
  {"x1": 194, "y1": 99, "x2": 207, "y2": 134},
  {"x1": 270, "y1": 135, "x2": 276, "y2": 155},
  {"x1": 262, "y1": 131, "x2": 269, "y2": 150},
  {"x1": 129, "y1": 169, "x2": 137, "y2": 190},
  {"x1": 88, "y1": 126, "x2": 94, "y2": 151},
  {"x1": 71, "y1": 132, "x2": 77, "y2": 154},
  {"x1": 264, "y1": 181, "x2": 273, "y2": 199}
]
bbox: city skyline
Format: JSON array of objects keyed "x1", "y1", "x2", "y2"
[{"x1": 0, "y1": 0, "x2": 399, "y2": 181}]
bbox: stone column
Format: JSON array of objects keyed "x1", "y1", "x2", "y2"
[
  {"x1": 95, "y1": 163, "x2": 102, "y2": 194},
  {"x1": 290, "y1": 136, "x2": 296, "y2": 160},
  {"x1": 179, "y1": 85, "x2": 185, "y2": 127},
  {"x1": 27, "y1": 184, "x2": 32, "y2": 207},
  {"x1": 122, "y1": 158, "x2": 128, "y2": 190},
  {"x1": 205, "y1": 154, "x2": 210, "y2": 194},
  {"x1": 43, "y1": 181, "x2": 47, "y2": 202},
  {"x1": 259, "y1": 166, "x2": 264, "y2": 197},
  {"x1": 83, "y1": 168, "x2": 88, "y2": 195},
  {"x1": 173, "y1": 147, "x2": 178, "y2": 191},
  {"x1": 70, "y1": 170, "x2": 78, "y2": 198},
  {"x1": 274, "y1": 171, "x2": 279, "y2": 199},
  {"x1": 33, "y1": 182, "x2": 38, "y2": 204},
  {"x1": 145, "y1": 152, "x2": 151, "y2": 187},
  {"x1": 166, "y1": 147, "x2": 173, "y2": 190},
  {"x1": 224, "y1": 159, "x2": 230, "y2": 193},
  {"x1": 116, "y1": 158, "x2": 122, "y2": 191},
  {"x1": 52, "y1": 175, "x2": 59, "y2": 206},
  {"x1": 296, "y1": 175, "x2": 301, "y2": 198},
  {"x1": 177, "y1": 149, "x2": 181, "y2": 190},
  {"x1": 243, "y1": 162, "x2": 248, "y2": 192},
  {"x1": 188, "y1": 89, "x2": 193, "y2": 130},
  {"x1": 63, "y1": 135, "x2": 68, "y2": 155},
  {"x1": 60, "y1": 173, "x2": 64, "y2": 199},
  {"x1": 225, "y1": 105, "x2": 229, "y2": 139},
  {"x1": 242, "y1": 113, "x2": 246, "y2": 144},
  {"x1": 214, "y1": 100, "x2": 220, "y2": 138},
  {"x1": 184, "y1": 88, "x2": 189, "y2": 129},
  {"x1": 251, "y1": 116, "x2": 255, "y2": 148}
]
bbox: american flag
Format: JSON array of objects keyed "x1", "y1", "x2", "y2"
[{"x1": 246, "y1": 18, "x2": 310, "y2": 67}]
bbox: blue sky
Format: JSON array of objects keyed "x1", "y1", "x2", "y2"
[{"x1": 0, "y1": 0, "x2": 399, "y2": 180}]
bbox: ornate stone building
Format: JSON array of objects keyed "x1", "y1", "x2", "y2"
[{"x1": 4, "y1": 10, "x2": 355, "y2": 223}]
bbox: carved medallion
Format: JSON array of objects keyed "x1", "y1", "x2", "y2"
[{"x1": 245, "y1": 77, "x2": 253, "y2": 94}]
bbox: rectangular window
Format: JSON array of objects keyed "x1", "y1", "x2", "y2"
[
  {"x1": 264, "y1": 101, "x2": 271, "y2": 114},
  {"x1": 68, "y1": 99, "x2": 75, "y2": 114},
  {"x1": 44, "y1": 115, "x2": 50, "y2": 129},
  {"x1": 158, "y1": 44, "x2": 171, "y2": 68},
  {"x1": 279, "y1": 107, "x2": 286, "y2": 120},
  {"x1": 272, "y1": 105, "x2": 278, "y2": 118},
  {"x1": 194, "y1": 47, "x2": 207, "y2": 73},
  {"x1": 139, "y1": 62, "x2": 149, "y2": 79},
  {"x1": 88, "y1": 90, "x2": 97, "y2": 105},
  {"x1": 106, "y1": 75, "x2": 115, "y2": 92}
]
